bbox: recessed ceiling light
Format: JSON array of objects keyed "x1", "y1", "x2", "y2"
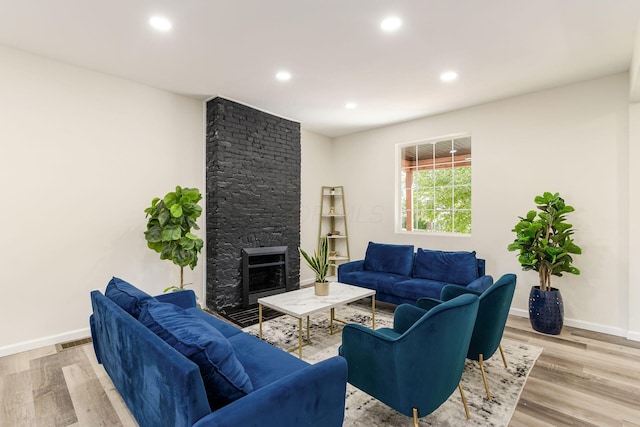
[
  {"x1": 344, "y1": 102, "x2": 357, "y2": 109},
  {"x1": 149, "y1": 16, "x2": 172, "y2": 32},
  {"x1": 440, "y1": 71, "x2": 458, "y2": 82},
  {"x1": 380, "y1": 16, "x2": 402, "y2": 32},
  {"x1": 275, "y1": 70, "x2": 292, "y2": 82},
  {"x1": 450, "y1": 149, "x2": 458, "y2": 154}
]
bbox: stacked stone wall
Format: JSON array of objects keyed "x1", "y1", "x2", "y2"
[{"x1": 205, "y1": 97, "x2": 301, "y2": 311}]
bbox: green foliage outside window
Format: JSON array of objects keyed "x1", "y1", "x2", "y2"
[{"x1": 402, "y1": 166, "x2": 472, "y2": 234}]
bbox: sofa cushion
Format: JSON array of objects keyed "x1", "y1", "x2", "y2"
[
  {"x1": 185, "y1": 307, "x2": 244, "y2": 339},
  {"x1": 339, "y1": 270, "x2": 409, "y2": 293},
  {"x1": 413, "y1": 249, "x2": 479, "y2": 285},
  {"x1": 227, "y1": 332, "x2": 310, "y2": 390},
  {"x1": 105, "y1": 277, "x2": 153, "y2": 319},
  {"x1": 139, "y1": 302, "x2": 254, "y2": 410},
  {"x1": 363, "y1": 242, "x2": 414, "y2": 276},
  {"x1": 392, "y1": 278, "x2": 450, "y2": 301}
]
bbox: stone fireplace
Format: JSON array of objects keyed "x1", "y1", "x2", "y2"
[{"x1": 205, "y1": 97, "x2": 301, "y2": 312}]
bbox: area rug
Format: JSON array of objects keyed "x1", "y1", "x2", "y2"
[{"x1": 243, "y1": 303, "x2": 542, "y2": 427}]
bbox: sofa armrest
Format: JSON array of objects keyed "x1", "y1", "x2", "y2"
[
  {"x1": 89, "y1": 315, "x2": 102, "y2": 364},
  {"x1": 393, "y1": 304, "x2": 428, "y2": 334},
  {"x1": 415, "y1": 297, "x2": 444, "y2": 312},
  {"x1": 338, "y1": 260, "x2": 365, "y2": 278},
  {"x1": 477, "y1": 258, "x2": 486, "y2": 276},
  {"x1": 155, "y1": 289, "x2": 197, "y2": 309},
  {"x1": 440, "y1": 284, "x2": 482, "y2": 301},
  {"x1": 91, "y1": 291, "x2": 210, "y2": 427},
  {"x1": 193, "y1": 356, "x2": 348, "y2": 427},
  {"x1": 466, "y1": 275, "x2": 493, "y2": 293}
]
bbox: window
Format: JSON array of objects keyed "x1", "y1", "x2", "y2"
[{"x1": 398, "y1": 135, "x2": 471, "y2": 234}]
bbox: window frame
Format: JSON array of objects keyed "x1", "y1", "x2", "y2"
[{"x1": 395, "y1": 133, "x2": 472, "y2": 236}]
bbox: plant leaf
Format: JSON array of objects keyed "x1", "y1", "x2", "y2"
[{"x1": 170, "y1": 204, "x2": 183, "y2": 218}]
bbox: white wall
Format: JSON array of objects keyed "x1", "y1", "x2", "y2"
[
  {"x1": 629, "y1": 102, "x2": 640, "y2": 340},
  {"x1": 0, "y1": 45, "x2": 205, "y2": 355},
  {"x1": 627, "y1": 25, "x2": 640, "y2": 341},
  {"x1": 331, "y1": 73, "x2": 631, "y2": 336},
  {"x1": 300, "y1": 130, "x2": 333, "y2": 284}
]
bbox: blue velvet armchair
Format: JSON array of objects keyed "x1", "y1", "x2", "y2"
[
  {"x1": 339, "y1": 294, "x2": 479, "y2": 426},
  {"x1": 417, "y1": 273, "x2": 517, "y2": 400}
]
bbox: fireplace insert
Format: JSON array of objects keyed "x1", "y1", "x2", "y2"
[{"x1": 241, "y1": 246, "x2": 290, "y2": 307}]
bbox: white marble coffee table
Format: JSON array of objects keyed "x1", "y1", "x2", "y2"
[{"x1": 258, "y1": 282, "x2": 376, "y2": 359}]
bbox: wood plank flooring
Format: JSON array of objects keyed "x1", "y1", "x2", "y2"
[
  {"x1": 1, "y1": 314, "x2": 639, "y2": 426},
  {"x1": 505, "y1": 315, "x2": 640, "y2": 426}
]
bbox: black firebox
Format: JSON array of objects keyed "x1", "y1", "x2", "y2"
[{"x1": 241, "y1": 246, "x2": 291, "y2": 308}]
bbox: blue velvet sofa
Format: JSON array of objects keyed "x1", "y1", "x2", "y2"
[
  {"x1": 338, "y1": 242, "x2": 492, "y2": 305},
  {"x1": 90, "y1": 278, "x2": 348, "y2": 427}
]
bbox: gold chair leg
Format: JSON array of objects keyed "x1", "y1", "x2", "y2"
[
  {"x1": 458, "y1": 383, "x2": 471, "y2": 419},
  {"x1": 412, "y1": 407, "x2": 419, "y2": 427},
  {"x1": 499, "y1": 343, "x2": 508, "y2": 368},
  {"x1": 479, "y1": 354, "x2": 492, "y2": 400}
]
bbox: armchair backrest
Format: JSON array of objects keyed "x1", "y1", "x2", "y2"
[
  {"x1": 394, "y1": 294, "x2": 479, "y2": 415},
  {"x1": 466, "y1": 273, "x2": 517, "y2": 360}
]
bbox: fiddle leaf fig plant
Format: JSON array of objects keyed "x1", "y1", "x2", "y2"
[
  {"x1": 144, "y1": 186, "x2": 204, "y2": 289},
  {"x1": 507, "y1": 192, "x2": 582, "y2": 291},
  {"x1": 299, "y1": 236, "x2": 329, "y2": 283}
]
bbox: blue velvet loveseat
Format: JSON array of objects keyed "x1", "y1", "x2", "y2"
[
  {"x1": 338, "y1": 242, "x2": 492, "y2": 305},
  {"x1": 90, "y1": 278, "x2": 348, "y2": 427}
]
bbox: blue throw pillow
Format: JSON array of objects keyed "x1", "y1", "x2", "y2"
[
  {"x1": 363, "y1": 242, "x2": 414, "y2": 276},
  {"x1": 105, "y1": 277, "x2": 153, "y2": 319},
  {"x1": 413, "y1": 249, "x2": 479, "y2": 285},
  {"x1": 139, "y1": 302, "x2": 254, "y2": 410}
]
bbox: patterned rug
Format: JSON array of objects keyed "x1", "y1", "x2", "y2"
[{"x1": 243, "y1": 303, "x2": 542, "y2": 426}]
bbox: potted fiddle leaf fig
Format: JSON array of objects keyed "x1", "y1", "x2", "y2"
[
  {"x1": 299, "y1": 236, "x2": 330, "y2": 296},
  {"x1": 507, "y1": 191, "x2": 582, "y2": 335},
  {"x1": 144, "y1": 186, "x2": 204, "y2": 291}
]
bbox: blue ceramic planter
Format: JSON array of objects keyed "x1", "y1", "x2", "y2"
[{"x1": 529, "y1": 286, "x2": 564, "y2": 335}]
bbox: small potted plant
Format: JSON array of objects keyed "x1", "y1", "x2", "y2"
[
  {"x1": 299, "y1": 236, "x2": 330, "y2": 296},
  {"x1": 507, "y1": 192, "x2": 582, "y2": 334}
]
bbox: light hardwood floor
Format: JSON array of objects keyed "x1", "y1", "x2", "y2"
[{"x1": 1, "y1": 314, "x2": 640, "y2": 426}]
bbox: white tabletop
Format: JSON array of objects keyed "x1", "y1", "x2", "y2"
[{"x1": 258, "y1": 282, "x2": 375, "y2": 318}]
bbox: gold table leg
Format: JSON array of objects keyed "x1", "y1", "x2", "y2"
[
  {"x1": 371, "y1": 295, "x2": 376, "y2": 330},
  {"x1": 330, "y1": 308, "x2": 350, "y2": 334},
  {"x1": 330, "y1": 307, "x2": 335, "y2": 334},
  {"x1": 298, "y1": 317, "x2": 303, "y2": 359},
  {"x1": 286, "y1": 316, "x2": 310, "y2": 359}
]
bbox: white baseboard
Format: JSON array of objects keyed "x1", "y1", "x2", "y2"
[
  {"x1": 509, "y1": 308, "x2": 529, "y2": 319},
  {"x1": 0, "y1": 327, "x2": 91, "y2": 358},
  {"x1": 627, "y1": 330, "x2": 640, "y2": 342},
  {"x1": 509, "y1": 308, "x2": 631, "y2": 339},
  {"x1": 300, "y1": 278, "x2": 316, "y2": 287}
]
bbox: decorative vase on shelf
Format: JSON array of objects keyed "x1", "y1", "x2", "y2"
[{"x1": 315, "y1": 282, "x2": 329, "y2": 296}]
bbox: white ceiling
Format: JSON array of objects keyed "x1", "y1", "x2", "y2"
[{"x1": 1, "y1": 0, "x2": 640, "y2": 137}]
